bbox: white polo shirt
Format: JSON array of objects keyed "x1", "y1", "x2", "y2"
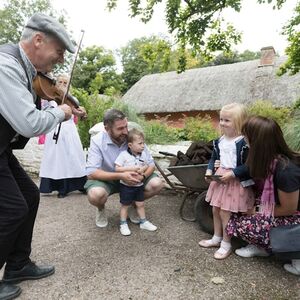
[
  {"x1": 86, "y1": 131, "x2": 154, "y2": 176},
  {"x1": 115, "y1": 149, "x2": 155, "y2": 186}
]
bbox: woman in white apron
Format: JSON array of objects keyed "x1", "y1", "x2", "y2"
[{"x1": 39, "y1": 75, "x2": 87, "y2": 198}]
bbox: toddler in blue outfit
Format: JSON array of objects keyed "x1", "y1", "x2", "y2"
[{"x1": 115, "y1": 128, "x2": 157, "y2": 236}]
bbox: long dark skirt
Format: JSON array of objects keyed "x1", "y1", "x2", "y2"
[{"x1": 39, "y1": 176, "x2": 87, "y2": 196}]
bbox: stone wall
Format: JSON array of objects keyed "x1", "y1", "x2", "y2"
[
  {"x1": 13, "y1": 137, "x2": 44, "y2": 176},
  {"x1": 13, "y1": 138, "x2": 191, "y2": 177}
]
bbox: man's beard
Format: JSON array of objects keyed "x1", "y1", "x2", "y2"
[{"x1": 112, "y1": 134, "x2": 127, "y2": 145}]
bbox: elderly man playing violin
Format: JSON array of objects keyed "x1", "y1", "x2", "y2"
[{"x1": 0, "y1": 13, "x2": 84, "y2": 300}]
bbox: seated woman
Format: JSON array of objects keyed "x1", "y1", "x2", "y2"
[{"x1": 226, "y1": 116, "x2": 300, "y2": 275}]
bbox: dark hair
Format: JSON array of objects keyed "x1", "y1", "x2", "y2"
[
  {"x1": 242, "y1": 116, "x2": 300, "y2": 179},
  {"x1": 128, "y1": 128, "x2": 144, "y2": 143},
  {"x1": 103, "y1": 109, "x2": 126, "y2": 128}
]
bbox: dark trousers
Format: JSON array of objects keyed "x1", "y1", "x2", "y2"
[{"x1": 0, "y1": 149, "x2": 40, "y2": 271}]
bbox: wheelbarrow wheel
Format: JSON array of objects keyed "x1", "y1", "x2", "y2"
[
  {"x1": 194, "y1": 191, "x2": 214, "y2": 234},
  {"x1": 179, "y1": 191, "x2": 198, "y2": 222}
]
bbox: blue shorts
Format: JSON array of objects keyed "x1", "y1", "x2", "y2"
[{"x1": 119, "y1": 183, "x2": 144, "y2": 205}]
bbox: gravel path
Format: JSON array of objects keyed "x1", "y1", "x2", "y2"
[{"x1": 2, "y1": 189, "x2": 299, "y2": 300}]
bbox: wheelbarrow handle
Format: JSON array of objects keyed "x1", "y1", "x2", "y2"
[{"x1": 158, "y1": 151, "x2": 177, "y2": 157}]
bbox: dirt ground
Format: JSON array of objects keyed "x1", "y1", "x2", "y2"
[{"x1": 2, "y1": 187, "x2": 299, "y2": 300}]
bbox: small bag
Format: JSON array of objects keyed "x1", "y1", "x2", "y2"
[{"x1": 270, "y1": 224, "x2": 300, "y2": 258}]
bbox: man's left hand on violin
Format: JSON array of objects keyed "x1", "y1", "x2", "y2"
[{"x1": 72, "y1": 105, "x2": 87, "y2": 120}]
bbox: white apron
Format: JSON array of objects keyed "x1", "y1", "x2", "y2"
[{"x1": 39, "y1": 116, "x2": 86, "y2": 179}]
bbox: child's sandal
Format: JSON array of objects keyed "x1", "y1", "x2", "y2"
[
  {"x1": 214, "y1": 247, "x2": 232, "y2": 260},
  {"x1": 198, "y1": 239, "x2": 221, "y2": 248}
]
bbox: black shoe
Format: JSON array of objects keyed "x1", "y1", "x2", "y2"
[
  {"x1": 2, "y1": 262, "x2": 55, "y2": 284},
  {"x1": 57, "y1": 193, "x2": 66, "y2": 198},
  {"x1": 0, "y1": 282, "x2": 21, "y2": 300}
]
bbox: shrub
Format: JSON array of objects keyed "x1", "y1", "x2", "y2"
[
  {"x1": 111, "y1": 99, "x2": 144, "y2": 124},
  {"x1": 74, "y1": 95, "x2": 226, "y2": 146},
  {"x1": 74, "y1": 95, "x2": 180, "y2": 147},
  {"x1": 142, "y1": 120, "x2": 179, "y2": 144},
  {"x1": 73, "y1": 89, "x2": 114, "y2": 149},
  {"x1": 248, "y1": 100, "x2": 291, "y2": 128},
  {"x1": 172, "y1": 127, "x2": 187, "y2": 141},
  {"x1": 283, "y1": 110, "x2": 300, "y2": 151},
  {"x1": 183, "y1": 115, "x2": 218, "y2": 142},
  {"x1": 292, "y1": 98, "x2": 300, "y2": 110}
]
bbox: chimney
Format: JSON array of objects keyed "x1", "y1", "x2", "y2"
[{"x1": 259, "y1": 46, "x2": 276, "y2": 66}]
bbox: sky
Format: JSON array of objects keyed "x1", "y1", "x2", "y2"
[{"x1": 51, "y1": 0, "x2": 297, "y2": 56}]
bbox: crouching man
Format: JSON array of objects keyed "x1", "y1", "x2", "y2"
[{"x1": 84, "y1": 109, "x2": 164, "y2": 229}]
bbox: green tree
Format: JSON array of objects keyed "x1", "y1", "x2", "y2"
[
  {"x1": 72, "y1": 45, "x2": 123, "y2": 95},
  {"x1": 120, "y1": 35, "x2": 172, "y2": 92},
  {"x1": 278, "y1": 1, "x2": 300, "y2": 75},
  {"x1": 108, "y1": 0, "x2": 242, "y2": 72},
  {"x1": 168, "y1": 48, "x2": 203, "y2": 71},
  {"x1": 204, "y1": 49, "x2": 261, "y2": 66},
  {"x1": 238, "y1": 49, "x2": 261, "y2": 62},
  {"x1": 107, "y1": 1, "x2": 297, "y2": 73},
  {"x1": 0, "y1": 0, "x2": 66, "y2": 44}
]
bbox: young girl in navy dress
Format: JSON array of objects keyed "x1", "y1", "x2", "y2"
[{"x1": 198, "y1": 103, "x2": 255, "y2": 259}]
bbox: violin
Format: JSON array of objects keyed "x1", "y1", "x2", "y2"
[
  {"x1": 33, "y1": 72, "x2": 80, "y2": 108},
  {"x1": 34, "y1": 30, "x2": 86, "y2": 143}
]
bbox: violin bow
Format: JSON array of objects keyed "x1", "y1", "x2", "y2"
[
  {"x1": 53, "y1": 30, "x2": 85, "y2": 144},
  {"x1": 62, "y1": 29, "x2": 85, "y2": 104}
]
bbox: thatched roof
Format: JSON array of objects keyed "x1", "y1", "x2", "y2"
[{"x1": 122, "y1": 56, "x2": 300, "y2": 113}]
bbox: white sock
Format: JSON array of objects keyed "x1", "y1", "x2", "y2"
[
  {"x1": 292, "y1": 259, "x2": 300, "y2": 270},
  {"x1": 216, "y1": 240, "x2": 232, "y2": 254},
  {"x1": 211, "y1": 235, "x2": 222, "y2": 243},
  {"x1": 221, "y1": 240, "x2": 232, "y2": 250}
]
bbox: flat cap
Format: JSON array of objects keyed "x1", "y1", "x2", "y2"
[{"x1": 25, "y1": 13, "x2": 75, "y2": 53}]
